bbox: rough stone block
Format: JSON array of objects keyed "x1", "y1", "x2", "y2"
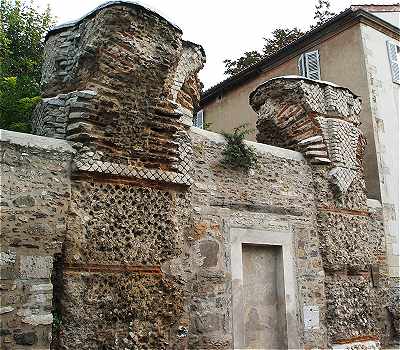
[
  {"x1": 20, "y1": 256, "x2": 53, "y2": 279},
  {"x1": 0, "y1": 250, "x2": 16, "y2": 266},
  {"x1": 12, "y1": 195, "x2": 36, "y2": 207},
  {"x1": 317, "y1": 211, "x2": 383, "y2": 270},
  {"x1": 22, "y1": 313, "x2": 53, "y2": 326},
  {"x1": 14, "y1": 331, "x2": 38, "y2": 346},
  {"x1": 0, "y1": 306, "x2": 14, "y2": 315}
]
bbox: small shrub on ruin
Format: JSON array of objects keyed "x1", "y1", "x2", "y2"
[{"x1": 221, "y1": 124, "x2": 258, "y2": 171}]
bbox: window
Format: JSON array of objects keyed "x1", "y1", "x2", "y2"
[
  {"x1": 298, "y1": 50, "x2": 321, "y2": 80},
  {"x1": 194, "y1": 109, "x2": 204, "y2": 128},
  {"x1": 387, "y1": 41, "x2": 400, "y2": 84}
]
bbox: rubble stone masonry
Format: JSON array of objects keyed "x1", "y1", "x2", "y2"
[
  {"x1": 250, "y1": 76, "x2": 392, "y2": 349},
  {"x1": 0, "y1": 131, "x2": 74, "y2": 348},
  {"x1": 0, "y1": 2, "x2": 396, "y2": 349}
]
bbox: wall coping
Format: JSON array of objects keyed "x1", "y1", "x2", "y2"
[
  {"x1": 190, "y1": 127, "x2": 305, "y2": 162},
  {"x1": 0, "y1": 129, "x2": 75, "y2": 154},
  {"x1": 47, "y1": 0, "x2": 182, "y2": 39},
  {"x1": 251, "y1": 75, "x2": 360, "y2": 100}
]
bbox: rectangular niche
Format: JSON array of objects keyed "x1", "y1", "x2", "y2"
[
  {"x1": 241, "y1": 244, "x2": 287, "y2": 349},
  {"x1": 230, "y1": 227, "x2": 299, "y2": 350}
]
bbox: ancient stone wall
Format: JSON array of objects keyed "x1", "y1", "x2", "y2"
[
  {"x1": 0, "y1": 126, "x2": 390, "y2": 349},
  {"x1": 30, "y1": 2, "x2": 205, "y2": 349},
  {"x1": 1, "y1": 2, "x2": 393, "y2": 349},
  {"x1": 185, "y1": 128, "x2": 327, "y2": 349},
  {"x1": 250, "y1": 76, "x2": 390, "y2": 349},
  {"x1": 0, "y1": 130, "x2": 74, "y2": 349}
]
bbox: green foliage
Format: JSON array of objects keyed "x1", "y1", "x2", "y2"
[
  {"x1": 52, "y1": 309, "x2": 62, "y2": 332},
  {"x1": 313, "y1": 0, "x2": 336, "y2": 27},
  {"x1": 221, "y1": 124, "x2": 258, "y2": 171},
  {"x1": 0, "y1": 0, "x2": 53, "y2": 79},
  {"x1": 223, "y1": 50, "x2": 263, "y2": 76},
  {"x1": 222, "y1": 0, "x2": 335, "y2": 77},
  {"x1": 0, "y1": 76, "x2": 41, "y2": 132},
  {"x1": 262, "y1": 27, "x2": 304, "y2": 56},
  {"x1": 222, "y1": 27, "x2": 304, "y2": 77},
  {"x1": 203, "y1": 121, "x2": 213, "y2": 131},
  {"x1": 0, "y1": 0, "x2": 54, "y2": 132}
]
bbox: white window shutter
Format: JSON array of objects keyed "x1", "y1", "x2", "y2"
[
  {"x1": 195, "y1": 110, "x2": 204, "y2": 128},
  {"x1": 387, "y1": 41, "x2": 400, "y2": 83},
  {"x1": 305, "y1": 50, "x2": 321, "y2": 80},
  {"x1": 298, "y1": 54, "x2": 306, "y2": 77}
]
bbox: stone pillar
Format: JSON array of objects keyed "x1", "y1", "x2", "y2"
[
  {"x1": 250, "y1": 77, "x2": 389, "y2": 349},
  {"x1": 33, "y1": 2, "x2": 205, "y2": 348}
]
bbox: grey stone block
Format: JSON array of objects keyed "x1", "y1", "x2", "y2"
[
  {"x1": 12, "y1": 195, "x2": 36, "y2": 207},
  {"x1": 20, "y1": 256, "x2": 53, "y2": 279}
]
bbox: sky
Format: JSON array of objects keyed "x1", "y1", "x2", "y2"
[{"x1": 35, "y1": 0, "x2": 398, "y2": 89}]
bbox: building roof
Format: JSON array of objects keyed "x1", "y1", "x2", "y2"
[
  {"x1": 351, "y1": 4, "x2": 400, "y2": 13},
  {"x1": 201, "y1": 7, "x2": 400, "y2": 106}
]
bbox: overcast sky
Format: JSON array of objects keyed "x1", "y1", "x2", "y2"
[{"x1": 36, "y1": 0, "x2": 397, "y2": 88}]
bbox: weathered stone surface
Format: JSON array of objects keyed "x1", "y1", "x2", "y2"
[
  {"x1": 187, "y1": 128, "x2": 327, "y2": 349},
  {"x1": 0, "y1": 250, "x2": 16, "y2": 266},
  {"x1": 0, "y1": 131, "x2": 73, "y2": 349},
  {"x1": 0, "y1": 306, "x2": 14, "y2": 315},
  {"x1": 387, "y1": 282, "x2": 400, "y2": 341},
  {"x1": 325, "y1": 276, "x2": 384, "y2": 341},
  {"x1": 60, "y1": 272, "x2": 186, "y2": 349},
  {"x1": 12, "y1": 195, "x2": 36, "y2": 207},
  {"x1": 317, "y1": 211, "x2": 384, "y2": 271},
  {"x1": 1, "y1": 5, "x2": 392, "y2": 350},
  {"x1": 199, "y1": 240, "x2": 219, "y2": 268},
  {"x1": 20, "y1": 256, "x2": 53, "y2": 279},
  {"x1": 33, "y1": 1, "x2": 205, "y2": 187},
  {"x1": 65, "y1": 181, "x2": 184, "y2": 265},
  {"x1": 14, "y1": 331, "x2": 38, "y2": 345},
  {"x1": 250, "y1": 77, "x2": 389, "y2": 346},
  {"x1": 30, "y1": 2, "x2": 204, "y2": 348},
  {"x1": 22, "y1": 313, "x2": 53, "y2": 326},
  {"x1": 250, "y1": 76, "x2": 365, "y2": 197}
]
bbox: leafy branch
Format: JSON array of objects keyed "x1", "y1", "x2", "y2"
[{"x1": 221, "y1": 124, "x2": 258, "y2": 171}]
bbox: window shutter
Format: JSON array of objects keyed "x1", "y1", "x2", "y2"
[
  {"x1": 298, "y1": 54, "x2": 306, "y2": 77},
  {"x1": 305, "y1": 50, "x2": 321, "y2": 80},
  {"x1": 387, "y1": 41, "x2": 400, "y2": 83},
  {"x1": 195, "y1": 110, "x2": 204, "y2": 128}
]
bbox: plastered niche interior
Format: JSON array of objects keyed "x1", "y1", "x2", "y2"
[{"x1": 230, "y1": 227, "x2": 298, "y2": 350}]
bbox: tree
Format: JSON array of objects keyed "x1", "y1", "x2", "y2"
[
  {"x1": 222, "y1": 0, "x2": 335, "y2": 77},
  {"x1": 0, "y1": 0, "x2": 54, "y2": 132},
  {"x1": 222, "y1": 28, "x2": 304, "y2": 77},
  {"x1": 223, "y1": 51, "x2": 263, "y2": 76},
  {"x1": 313, "y1": 0, "x2": 336, "y2": 27},
  {"x1": 262, "y1": 27, "x2": 304, "y2": 56}
]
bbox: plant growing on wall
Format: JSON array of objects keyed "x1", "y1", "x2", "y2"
[{"x1": 221, "y1": 124, "x2": 258, "y2": 170}]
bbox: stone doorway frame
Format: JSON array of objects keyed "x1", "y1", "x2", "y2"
[{"x1": 230, "y1": 227, "x2": 299, "y2": 349}]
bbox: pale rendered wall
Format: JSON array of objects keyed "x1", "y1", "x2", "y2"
[
  {"x1": 371, "y1": 11, "x2": 399, "y2": 28},
  {"x1": 360, "y1": 23, "x2": 400, "y2": 278},
  {"x1": 203, "y1": 24, "x2": 381, "y2": 200}
]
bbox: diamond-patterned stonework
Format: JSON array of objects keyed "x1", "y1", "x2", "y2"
[
  {"x1": 250, "y1": 77, "x2": 365, "y2": 196},
  {"x1": 317, "y1": 117, "x2": 363, "y2": 194}
]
